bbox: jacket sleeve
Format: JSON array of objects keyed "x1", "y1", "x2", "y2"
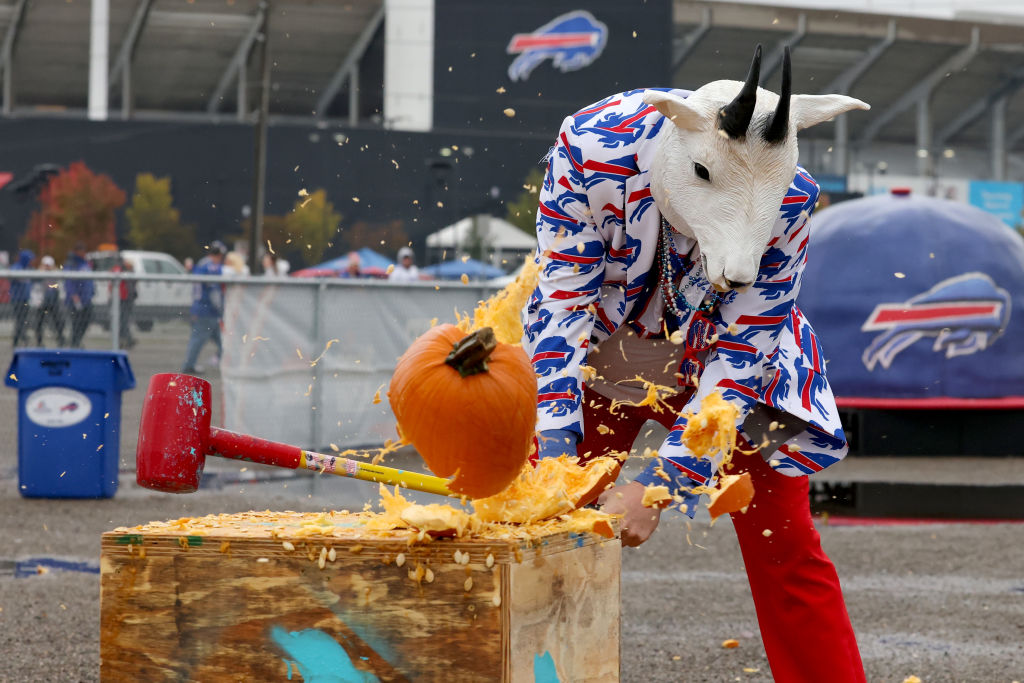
[
  {"x1": 638, "y1": 196, "x2": 814, "y2": 495},
  {"x1": 522, "y1": 116, "x2": 608, "y2": 439}
]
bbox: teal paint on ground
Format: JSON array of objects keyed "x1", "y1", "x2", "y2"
[
  {"x1": 270, "y1": 627, "x2": 380, "y2": 682},
  {"x1": 534, "y1": 651, "x2": 561, "y2": 682}
]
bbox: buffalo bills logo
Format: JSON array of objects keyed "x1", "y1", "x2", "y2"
[
  {"x1": 532, "y1": 337, "x2": 575, "y2": 377},
  {"x1": 537, "y1": 377, "x2": 580, "y2": 417},
  {"x1": 60, "y1": 402, "x2": 79, "y2": 413},
  {"x1": 861, "y1": 272, "x2": 1011, "y2": 370},
  {"x1": 507, "y1": 10, "x2": 607, "y2": 82},
  {"x1": 544, "y1": 240, "x2": 604, "y2": 277},
  {"x1": 606, "y1": 232, "x2": 641, "y2": 269}
]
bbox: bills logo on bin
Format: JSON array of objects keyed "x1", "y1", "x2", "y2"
[
  {"x1": 506, "y1": 10, "x2": 608, "y2": 82},
  {"x1": 861, "y1": 272, "x2": 1011, "y2": 370},
  {"x1": 24, "y1": 387, "x2": 92, "y2": 428}
]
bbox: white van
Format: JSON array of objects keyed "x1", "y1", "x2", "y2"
[{"x1": 89, "y1": 250, "x2": 192, "y2": 331}]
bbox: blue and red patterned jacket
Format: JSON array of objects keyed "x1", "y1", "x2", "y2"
[{"x1": 523, "y1": 88, "x2": 848, "y2": 494}]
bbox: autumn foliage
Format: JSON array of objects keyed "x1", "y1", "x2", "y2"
[
  {"x1": 22, "y1": 162, "x2": 126, "y2": 262},
  {"x1": 125, "y1": 173, "x2": 196, "y2": 261}
]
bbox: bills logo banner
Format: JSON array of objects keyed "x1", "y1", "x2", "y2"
[
  {"x1": 506, "y1": 10, "x2": 608, "y2": 82},
  {"x1": 861, "y1": 272, "x2": 1011, "y2": 370}
]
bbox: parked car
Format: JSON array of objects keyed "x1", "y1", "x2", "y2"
[{"x1": 89, "y1": 250, "x2": 192, "y2": 331}]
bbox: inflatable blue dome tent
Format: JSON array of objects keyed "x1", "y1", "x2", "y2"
[{"x1": 799, "y1": 190, "x2": 1024, "y2": 455}]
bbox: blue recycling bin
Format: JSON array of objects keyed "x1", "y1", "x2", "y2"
[{"x1": 5, "y1": 349, "x2": 135, "y2": 498}]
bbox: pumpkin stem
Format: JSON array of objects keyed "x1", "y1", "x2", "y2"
[{"x1": 446, "y1": 327, "x2": 498, "y2": 377}]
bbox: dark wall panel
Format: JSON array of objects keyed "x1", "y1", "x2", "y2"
[
  {"x1": 0, "y1": 118, "x2": 552, "y2": 266},
  {"x1": 433, "y1": 0, "x2": 671, "y2": 135}
]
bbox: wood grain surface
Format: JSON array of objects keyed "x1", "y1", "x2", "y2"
[{"x1": 100, "y1": 516, "x2": 620, "y2": 682}]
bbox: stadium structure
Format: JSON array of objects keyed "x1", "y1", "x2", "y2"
[{"x1": 1, "y1": 0, "x2": 1023, "y2": 261}]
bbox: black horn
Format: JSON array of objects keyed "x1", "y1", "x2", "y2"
[
  {"x1": 763, "y1": 46, "x2": 792, "y2": 144},
  {"x1": 718, "y1": 44, "x2": 762, "y2": 139}
]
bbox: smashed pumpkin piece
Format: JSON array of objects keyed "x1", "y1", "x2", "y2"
[
  {"x1": 361, "y1": 482, "x2": 617, "y2": 540},
  {"x1": 706, "y1": 472, "x2": 755, "y2": 521},
  {"x1": 608, "y1": 376, "x2": 677, "y2": 415},
  {"x1": 641, "y1": 485, "x2": 672, "y2": 509},
  {"x1": 399, "y1": 503, "x2": 478, "y2": 538},
  {"x1": 561, "y1": 507, "x2": 616, "y2": 539},
  {"x1": 473, "y1": 455, "x2": 621, "y2": 524},
  {"x1": 680, "y1": 392, "x2": 739, "y2": 468},
  {"x1": 456, "y1": 254, "x2": 540, "y2": 345}
]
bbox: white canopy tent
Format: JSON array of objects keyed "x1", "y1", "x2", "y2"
[{"x1": 425, "y1": 215, "x2": 536, "y2": 270}]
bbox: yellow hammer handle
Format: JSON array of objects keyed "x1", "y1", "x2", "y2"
[{"x1": 299, "y1": 450, "x2": 456, "y2": 498}]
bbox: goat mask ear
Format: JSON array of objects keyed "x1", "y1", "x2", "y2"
[
  {"x1": 790, "y1": 94, "x2": 870, "y2": 131},
  {"x1": 643, "y1": 90, "x2": 705, "y2": 132}
]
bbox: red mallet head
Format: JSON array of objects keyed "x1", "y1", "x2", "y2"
[{"x1": 136, "y1": 373, "x2": 212, "y2": 493}]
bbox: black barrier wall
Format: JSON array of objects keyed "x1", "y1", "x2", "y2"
[{"x1": 0, "y1": 118, "x2": 550, "y2": 264}]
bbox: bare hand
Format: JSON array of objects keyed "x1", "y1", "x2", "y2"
[{"x1": 598, "y1": 481, "x2": 662, "y2": 547}]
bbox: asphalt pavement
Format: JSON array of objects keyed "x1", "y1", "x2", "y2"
[{"x1": 0, "y1": 323, "x2": 1022, "y2": 681}]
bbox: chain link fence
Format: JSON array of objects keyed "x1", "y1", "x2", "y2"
[{"x1": 0, "y1": 270, "x2": 499, "y2": 482}]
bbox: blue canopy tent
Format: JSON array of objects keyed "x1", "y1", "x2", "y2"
[
  {"x1": 421, "y1": 257, "x2": 505, "y2": 281},
  {"x1": 292, "y1": 247, "x2": 395, "y2": 278}
]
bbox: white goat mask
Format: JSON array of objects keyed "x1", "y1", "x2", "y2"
[{"x1": 645, "y1": 45, "x2": 869, "y2": 290}]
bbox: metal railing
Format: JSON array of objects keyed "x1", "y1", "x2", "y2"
[{"x1": 0, "y1": 270, "x2": 501, "y2": 477}]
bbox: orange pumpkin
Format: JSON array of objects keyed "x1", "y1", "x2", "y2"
[{"x1": 388, "y1": 324, "x2": 536, "y2": 498}]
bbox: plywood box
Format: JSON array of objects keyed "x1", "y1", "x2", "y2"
[{"x1": 100, "y1": 511, "x2": 620, "y2": 682}]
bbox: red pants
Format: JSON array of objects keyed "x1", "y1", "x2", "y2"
[{"x1": 579, "y1": 390, "x2": 865, "y2": 683}]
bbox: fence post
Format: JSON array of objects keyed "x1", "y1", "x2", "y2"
[
  {"x1": 310, "y1": 279, "x2": 326, "y2": 450},
  {"x1": 110, "y1": 273, "x2": 121, "y2": 350}
]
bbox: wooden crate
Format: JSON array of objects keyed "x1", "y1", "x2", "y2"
[{"x1": 100, "y1": 512, "x2": 620, "y2": 682}]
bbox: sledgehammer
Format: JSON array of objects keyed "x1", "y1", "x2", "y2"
[{"x1": 136, "y1": 373, "x2": 455, "y2": 497}]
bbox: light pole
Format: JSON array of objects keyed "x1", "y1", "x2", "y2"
[{"x1": 248, "y1": 1, "x2": 270, "y2": 274}]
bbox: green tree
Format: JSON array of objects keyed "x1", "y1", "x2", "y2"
[
  {"x1": 125, "y1": 173, "x2": 197, "y2": 260},
  {"x1": 505, "y1": 167, "x2": 545, "y2": 235},
  {"x1": 22, "y1": 161, "x2": 126, "y2": 260},
  {"x1": 279, "y1": 189, "x2": 342, "y2": 264}
]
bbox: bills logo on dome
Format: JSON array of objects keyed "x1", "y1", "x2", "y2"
[
  {"x1": 506, "y1": 10, "x2": 607, "y2": 82},
  {"x1": 861, "y1": 272, "x2": 1011, "y2": 371}
]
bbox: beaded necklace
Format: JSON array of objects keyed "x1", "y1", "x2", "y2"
[{"x1": 658, "y1": 216, "x2": 720, "y2": 318}]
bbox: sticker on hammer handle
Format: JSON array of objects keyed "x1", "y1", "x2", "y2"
[{"x1": 303, "y1": 452, "x2": 337, "y2": 474}]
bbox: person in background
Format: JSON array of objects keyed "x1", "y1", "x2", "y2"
[
  {"x1": 183, "y1": 256, "x2": 194, "y2": 273},
  {"x1": 65, "y1": 243, "x2": 95, "y2": 349},
  {"x1": 261, "y1": 252, "x2": 291, "y2": 277},
  {"x1": 9, "y1": 248, "x2": 35, "y2": 347},
  {"x1": 222, "y1": 251, "x2": 250, "y2": 276},
  {"x1": 33, "y1": 255, "x2": 65, "y2": 347},
  {"x1": 110, "y1": 254, "x2": 138, "y2": 349},
  {"x1": 388, "y1": 246, "x2": 420, "y2": 283},
  {"x1": 341, "y1": 251, "x2": 362, "y2": 279},
  {"x1": 261, "y1": 252, "x2": 278, "y2": 277},
  {"x1": 181, "y1": 241, "x2": 225, "y2": 374}
]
